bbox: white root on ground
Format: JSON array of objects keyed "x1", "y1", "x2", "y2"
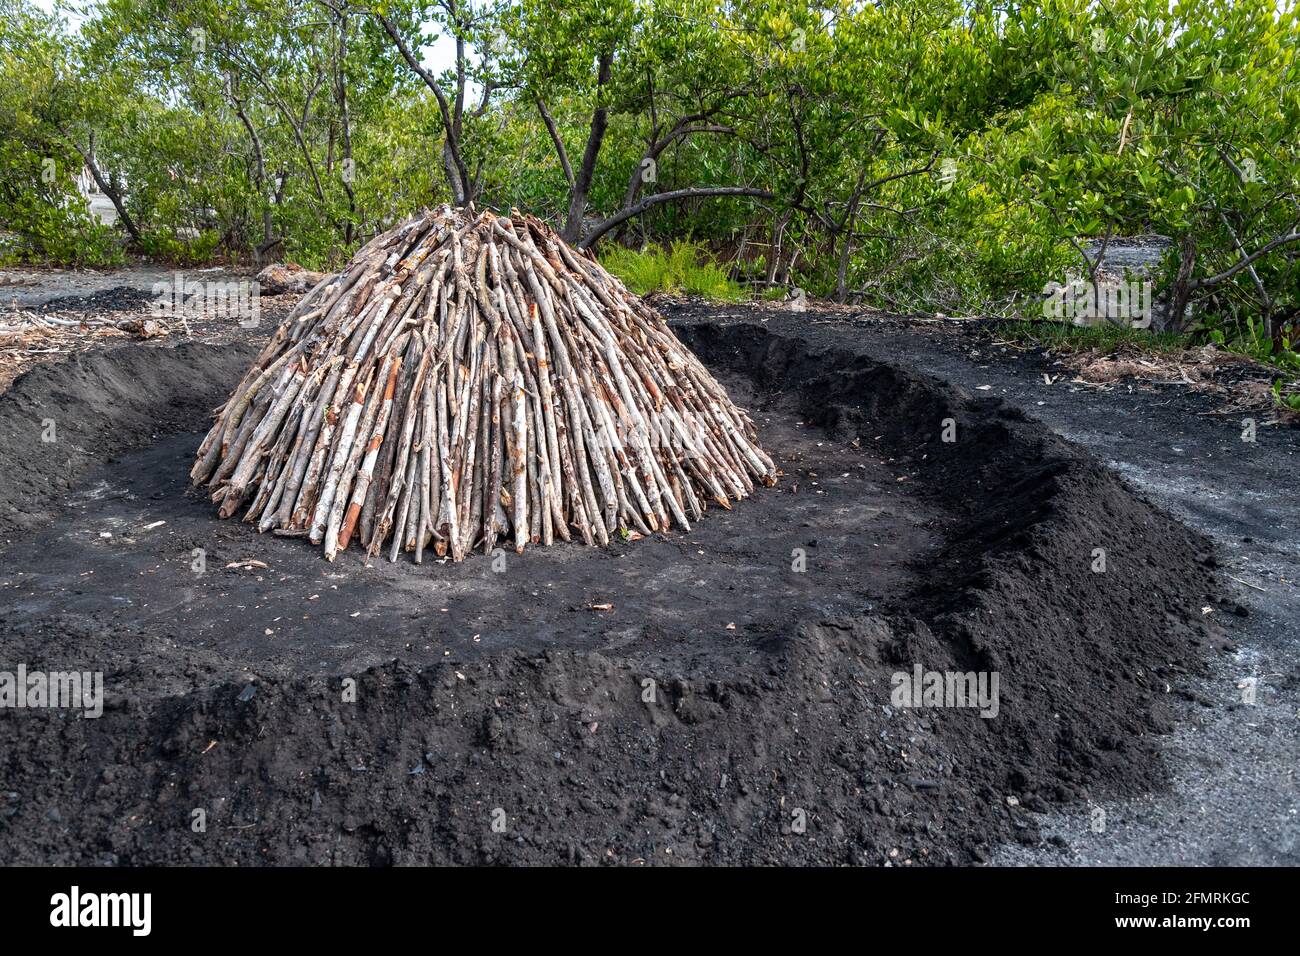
[{"x1": 192, "y1": 205, "x2": 777, "y2": 562}]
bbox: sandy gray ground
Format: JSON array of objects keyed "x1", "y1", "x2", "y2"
[
  {"x1": 0, "y1": 265, "x2": 247, "y2": 310},
  {"x1": 683, "y1": 307, "x2": 1297, "y2": 867}
]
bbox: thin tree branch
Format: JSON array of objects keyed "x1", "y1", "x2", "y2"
[
  {"x1": 375, "y1": 12, "x2": 469, "y2": 203},
  {"x1": 535, "y1": 96, "x2": 574, "y2": 187},
  {"x1": 1191, "y1": 230, "x2": 1300, "y2": 289},
  {"x1": 579, "y1": 186, "x2": 774, "y2": 249}
]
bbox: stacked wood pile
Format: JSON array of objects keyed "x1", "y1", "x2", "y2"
[{"x1": 192, "y1": 205, "x2": 776, "y2": 563}]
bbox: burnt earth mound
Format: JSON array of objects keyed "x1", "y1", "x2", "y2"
[{"x1": 0, "y1": 319, "x2": 1224, "y2": 865}]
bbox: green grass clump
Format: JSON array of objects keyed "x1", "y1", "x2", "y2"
[{"x1": 601, "y1": 241, "x2": 747, "y2": 302}]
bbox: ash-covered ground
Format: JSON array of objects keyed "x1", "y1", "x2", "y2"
[{"x1": 0, "y1": 291, "x2": 1245, "y2": 865}]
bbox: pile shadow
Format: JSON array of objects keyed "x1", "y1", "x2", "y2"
[{"x1": 0, "y1": 322, "x2": 1224, "y2": 865}]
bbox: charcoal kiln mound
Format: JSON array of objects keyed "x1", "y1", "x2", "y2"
[{"x1": 192, "y1": 206, "x2": 775, "y2": 565}]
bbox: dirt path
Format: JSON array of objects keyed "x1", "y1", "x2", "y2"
[{"x1": 666, "y1": 301, "x2": 1299, "y2": 865}]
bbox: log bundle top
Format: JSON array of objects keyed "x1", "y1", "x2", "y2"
[{"x1": 192, "y1": 206, "x2": 777, "y2": 563}]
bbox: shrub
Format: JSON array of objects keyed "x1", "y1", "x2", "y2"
[{"x1": 600, "y1": 241, "x2": 746, "y2": 302}]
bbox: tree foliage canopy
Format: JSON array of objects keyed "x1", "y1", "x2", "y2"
[{"x1": 1, "y1": 0, "x2": 1297, "y2": 338}]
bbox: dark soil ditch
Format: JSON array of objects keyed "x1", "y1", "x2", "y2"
[{"x1": 0, "y1": 321, "x2": 1226, "y2": 865}]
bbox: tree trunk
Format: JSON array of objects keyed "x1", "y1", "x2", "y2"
[
  {"x1": 336, "y1": 11, "x2": 357, "y2": 244},
  {"x1": 376, "y1": 13, "x2": 471, "y2": 207},
  {"x1": 835, "y1": 232, "x2": 852, "y2": 304},
  {"x1": 1163, "y1": 236, "x2": 1197, "y2": 333},
  {"x1": 765, "y1": 210, "x2": 790, "y2": 287},
  {"x1": 70, "y1": 133, "x2": 141, "y2": 243},
  {"x1": 443, "y1": 144, "x2": 467, "y2": 206},
  {"x1": 229, "y1": 89, "x2": 276, "y2": 260},
  {"x1": 561, "y1": 52, "x2": 613, "y2": 245}
]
